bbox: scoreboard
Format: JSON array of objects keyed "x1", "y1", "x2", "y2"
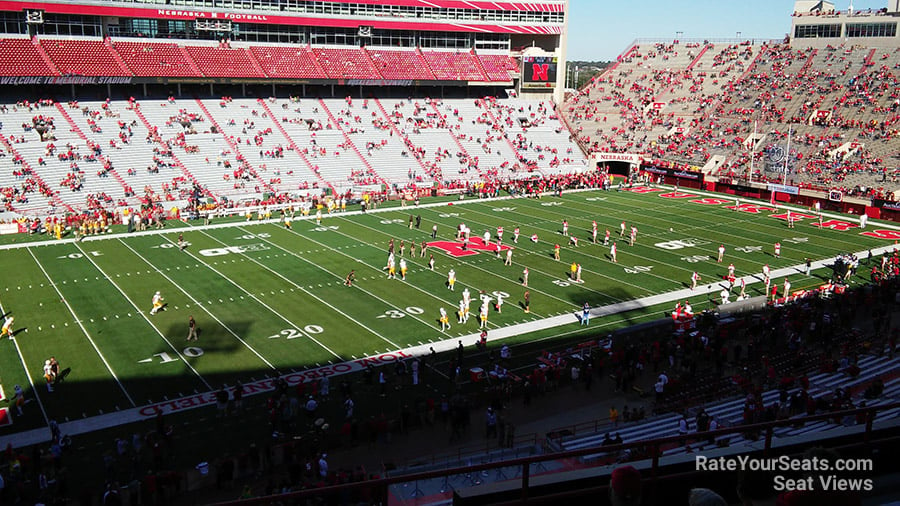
[{"x1": 521, "y1": 56, "x2": 557, "y2": 89}]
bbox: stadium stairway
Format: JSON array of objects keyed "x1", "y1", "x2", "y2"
[
  {"x1": 131, "y1": 103, "x2": 214, "y2": 202},
  {"x1": 370, "y1": 97, "x2": 432, "y2": 181},
  {"x1": 29, "y1": 37, "x2": 60, "y2": 75},
  {"x1": 318, "y1": 98, "x2": 387, "y2": 187},
  {"x1": 0, "y1": 133, "x2": 73, "y2": 213},
  {"x1": 552, "y1": 351, "x2": 900, "y2": 464},
  {"x1": 52, "y1": 102, "x2": 135, "y2": 204},
  {"x1": 685, "y1": 44, "x2": 712, "y2": 70},
  {"x1": 254, "y1": 98, "x2": 335, "y2": 194},
  {"x1": 178, "y1": 45, "x2": 205, "y2": 77},
  {"x1": 195, "y1": 98, "x2": 275, "y2": 194}
]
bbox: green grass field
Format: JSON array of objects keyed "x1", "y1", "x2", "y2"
[{"x1": 0, "y1": 185, "x2": 891, "y2": 435}]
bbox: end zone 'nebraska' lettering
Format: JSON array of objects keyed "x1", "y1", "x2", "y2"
[
  {"x1": 623, "y1": 186, "x2": 664, "y2": 194},
  {"x1": 860, "y1": 229, "x2": 900, "y2": 240},
  {"x1": 725, "y1": 203, "x2": 777, "y2": 214},
  {"x1": 690, "y1": 198, "x2": 731, "y2": 205},
  {"x1": 813, "y1": 219, "x2": 858, "y2": 231},
  {"x1": 659, "y1": 192, "x2": 698, "y2": 199}
]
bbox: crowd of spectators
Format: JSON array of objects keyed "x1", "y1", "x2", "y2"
[{"x1": 565, "y1": 41, "x2": 900, "y2": 200}]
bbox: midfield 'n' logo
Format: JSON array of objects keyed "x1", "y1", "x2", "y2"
[{"x1": 428, "y1": 237, "x2": 512, "y2": 258}]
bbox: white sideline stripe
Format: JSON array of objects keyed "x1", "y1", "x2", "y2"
[
  {"x1": 1, "y1": 187, "x2": 896, "y2": 446},
  {"x1": 72, "y1": 242, "x2": 211, "y2": 391},
  {"x1": 0, "y1": 297, "x2": 50, "y2": 427},
  {"x1": 117, "y1": 238, "x2": 278, "y2": 371},
  {"x1": 25, "y1": 247, "x2": 136, "y2": 407},
  {"x1": 0, "y1": 240, "x2": 881, "y2": 450},
  {"x1": 177, "y1": 232, "x2": 344, "y2": 359},
  {"x1": 1, "y1": 185, "x2": 897, "y2": 253}
]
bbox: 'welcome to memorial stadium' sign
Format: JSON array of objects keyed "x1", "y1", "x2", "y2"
[{"x1": 0, "y1": 76, "x2": 134, "y2": 85}]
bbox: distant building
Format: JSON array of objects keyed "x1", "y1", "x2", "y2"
[{"x1": 791, "y1": 0, "x2": 900, "y2": 48}]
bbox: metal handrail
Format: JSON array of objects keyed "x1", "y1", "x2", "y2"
[{"x1": 210, "y1": 401, "x2": 900, "y2": 505}]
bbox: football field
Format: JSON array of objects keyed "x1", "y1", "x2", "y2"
[{"x1": 0, "y1": 186, "x2": 893, "y2": 435}]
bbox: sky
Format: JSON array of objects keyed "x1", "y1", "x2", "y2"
[{"x1": 566, "y1": 0, "x2": 890, "y2": 61}]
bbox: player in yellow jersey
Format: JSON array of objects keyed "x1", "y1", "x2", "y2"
[
  {"x1": 479, "y1": 302, "x2": 489, "y2": 329},
  {"x1": 150, "y1": 291, "x2": 165, "y2": 315},
  {"x1": 1, "y1": 316, "x2": 14, "y2": 338},
  {"x1": 439, "y1": 307, "x2": 450, "y2": 331},
  {"x1": 387, "y1": 259, "x2": 396, "y2": 279}
]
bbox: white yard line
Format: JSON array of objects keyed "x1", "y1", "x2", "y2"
[
  {"x1": 0, "y1": 297, "x2": 50, "y2": 426},
  {"x1": 326, "y1": 216, "x2": 567, "y2": 313},
  {"x1": 72, "y1": 242, "x2": 211, "y2": 391},
  {"x1": 442, "y1": 203, "x2": 666, "y2": 296},
  {"x1": 117, "y1": 238, "x2": 278, "y2": 372},
  {"x1": 170, "y1": 233, "x2": 346, "y2": 359},
  {"x1": 260, "y1": 223, "x2": 523, "y2": 332},
  {"x1": 0, "y1": 241, "x2": 888, "y2": 449},
  {"x1": 25, "y1": 247, "x2": 136, "y2": 407}
]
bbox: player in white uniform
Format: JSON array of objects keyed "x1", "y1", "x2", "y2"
[
  {"x1": 591, "y1": 221, "x2": 598, "y2": 244},
  {"x1": 562, "y1": 220, "x2": 569, "y2": 236},
  {"x1": 497, "y1": 226, "x2": 504, "y2": 241},
  {"x1": 728, "y1": 263, "x2": 735, "y2": 277},
  {"x1": 531, "y1": 234, "x2": 539, "y2": 243},
  {"x1": 315, "y1": 208, "x2": 322, "y2": 225},
  {"x1": 630, "y1": 226, "x2": 637, "y2": 246},
  {"x1": 387, "y1": 258, "x2": 396, "y2": 279},
  {"x1": 462, "y1": 288, "x2": 471, "y2": 308},
  {"x1": 575, "y1": 263, "x2": 583, "y2": 283},
  {"x1": 513, "y1": 227, "x2": 520, "y2": 244},
  {"x1": 495, "y1": 292, "x2": 504, "y2": 313},
  {"x1": 505, "y1": 248, "x2": 513, "y2": 265},
  {"x1": 762, "y1": 264, "x2": 770, "y2": 279},
  {"x1": 620, "y1": 221, "x2": 626, "y2": 237},
  {"x1": 43, "y1": 360, "x2": 54, "y2": 392},
  {"x1": 720, "y1": 288, "x2": 730, "y2": 305},
  {"x1": 447, "y1": 269, "x2": 456, "y2": 290},
  {"x1": 479, "y1": 302, "x2": 489, "y2": 329},
  {"x1": 522, "y1": 267, "x2": 529, "y2": 287},
  {"x1": 483, "y1": 230, "x2": 491, "y2": 245},
  {"x1": 1, "y1": 316, "x2": 14, "y2": 338},
  {"x1": 428, "y1": 254, "x2": 435, "y2": 270},
  {"x1": 439, "y1": 307, "x2": 450, "y2": 331},
  {"x1": 150, "y1": 291, "x2": 164, "y2": 315},
  {"x1": 399, "y1": 258, "x2": 408, "y2": 280},
  {"x1": 690, "y1": 271, "x2": 701, "y2": 290},
  {"x1": 604, "y1": 229, "x2": 610, "y2": 246},
  {"x1": 458, "y1": 299, "x2": 467, "y2": 323},
  {"x1": 717, "y1": 244, "x2": 725, "y2": 263},
  {"x1": 610, "y1": 242, "x2": 618, "y2": 263}
]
